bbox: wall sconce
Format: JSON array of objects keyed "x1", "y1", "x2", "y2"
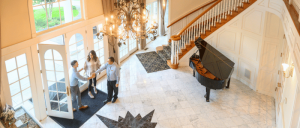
[{"x1": 282, "y1": 63, "x2": 294, "y2": 78}]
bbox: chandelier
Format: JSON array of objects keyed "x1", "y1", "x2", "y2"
[{"x1": 96, "y1": 0, "x2": 158, "y2": 47}]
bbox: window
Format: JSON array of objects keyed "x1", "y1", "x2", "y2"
[
  {"x1": 5, "y1": 54, "x2": 34, "y2": 114},
  {"x1": 129, "y1": 39, "x2": 137, "y2": 51},
  {"x1": 164, "y1": 0, "x2": 169, "y2": 32},
  {"x1": 119, "y1": 43, "x2": 128, "y2": 59},
  {"x1": 146, "y1": 1, "x2": 158, "y2": 42},
  {"x1": 93, "y1": 26, "x2": 105, "y2": 66},
  {"x1": 32, "y1": 0, "x2": 82, "y2": 32},
  {"x1": 41, "y1": 35, "x2": 65, "y2": 45},
  {"x1": 44, "y1": 49, "x2": 68, "y2": 112},
  {"x1": 69, "y1": 33, "x2": 85, "y2": 79}
]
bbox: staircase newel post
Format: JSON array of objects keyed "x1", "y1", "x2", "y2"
[
  {"x1": 169, "y1": 35, "x2": 181, "y2": 68},
  {"x1": 171, "y1": 40, "x2": 174, "y2": 64}
]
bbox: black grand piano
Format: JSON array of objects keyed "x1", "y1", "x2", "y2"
[{"x1": 189, "y1": 38, "x2": 235, "y2": 102}]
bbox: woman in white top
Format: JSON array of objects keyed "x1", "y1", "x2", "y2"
[{"x1": 84, "y1": 50, "x2": 101, "y2": 98}]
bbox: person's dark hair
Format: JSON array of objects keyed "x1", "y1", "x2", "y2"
[
  {"x1": 108, "y1": 57, "x2": 114, "y2": 62},
  {"x1": 87, "y1": 50, "x2": 98, "y2": 62},
  {"x1": 71, "y1": 60, "x2": 78, "y2": 67}
]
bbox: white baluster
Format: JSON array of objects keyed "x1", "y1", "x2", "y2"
[
  {"x1": 235, "y1": 0, "x2": 237, "y2": 11},
  {"x1": 230, "y1": 0, "x2": 233, "y2": 15},
  {"x1": 188, "y1": 28, "x2": 190, "y2": 45},
  {"x1": 184, "y1": 31, "x2": 187, "y2": 49},
  {"x1": 242, "y1": 0, "x2": 244, "y2": 7},
  {"x1": 219, "y1": 3, "x2": 222, "y2": 22},
  {"x1": 222, "y1": 0, "x2": 225, "y2": 19},
  {"x1": 206, "y1": 13, "x2": 209, "y2": 30},
  {"x1": 201, "y1": 17, "x2": 203, "y2": 34},
  {"x1": 213, "y1": 7, "x2": 216, "y2": 26},
  {"x1": 195, "y1": 23, "x2": 197, "y2": 39},
  {"x1": 224, "y1": 0, "x2": 227, "y2": 19}
]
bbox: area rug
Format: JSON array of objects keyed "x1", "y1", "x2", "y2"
[
  {"x1": 49, "y1": 89, "x2": 107, "y2": 128},
  {"x1": 136, "y1": 51, "x2": 170, "y2": 73}
]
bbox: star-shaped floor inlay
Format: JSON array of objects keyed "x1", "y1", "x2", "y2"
[{"x1": 96, "y1": 110, "x2": 157, "y2": 128}]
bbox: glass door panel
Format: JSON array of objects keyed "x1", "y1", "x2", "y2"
[
  {"x1": 39, "y1": 44, "x2": 73, "y2": 119},
  {"x1": 68, "y1": 33, "x2": 86, "y2": 87},
  {"x1": 2, "y1": 48, "x2": 39, "y2": 118}
]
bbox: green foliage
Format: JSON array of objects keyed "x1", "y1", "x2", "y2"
[
  {"x1": 34, "y1": 6, "x2": 80, "y2": 31},
  {"x1": 72, "y1": 6, "x2": 77, "y2": 10}
]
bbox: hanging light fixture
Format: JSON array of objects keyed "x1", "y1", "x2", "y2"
[{"x1": 96, "y1": 0, "x2": 158, "y2": 47}]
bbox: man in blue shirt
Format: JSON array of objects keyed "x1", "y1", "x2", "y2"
[
  {"x1": 70, "y1": 60, "x2": 95, "y2": 111},
  {"x1": 95, "y1": 57, "x2": 120, "y2": 103}
]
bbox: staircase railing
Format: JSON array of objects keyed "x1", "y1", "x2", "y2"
[{"x1": 170, "y1": 0, "x2": 250, "y2": 65}]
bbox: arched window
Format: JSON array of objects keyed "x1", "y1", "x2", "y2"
[
  {"x1": 32, "y1": 0, "x2": 82, "y2": 32},
  {"x1": 44, "y1": 49, "x2": 68, "y2": 112}
]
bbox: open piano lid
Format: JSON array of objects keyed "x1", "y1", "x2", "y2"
[{"x1": 195, "y1": 38, "x2": 235, "y2": 80}]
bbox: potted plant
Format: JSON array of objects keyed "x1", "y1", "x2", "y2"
[{"x1": 0, "y1": 104, "x2": 16, "y2": 126}]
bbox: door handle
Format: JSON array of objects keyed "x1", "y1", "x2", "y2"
[{"x1": 67, "y1": 86, "x2": 70, "y2": 96}]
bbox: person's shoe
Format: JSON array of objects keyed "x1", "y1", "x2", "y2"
[
  {"x1": 94, "y1": 87, "x2": 98, "y2": 94},
  {"x1": 79, "y1": 105, "x2": 88, "y2": 110},
  {"x1": 103, "y1": 100, "x2": 111, "y2": 104},
  {"x1": 88, "y1": 92, "x2": 94, "y2": 98},
  {"x1": 112, "y1": 98, "x2": 118, "y2": 103},
  {"x1": 73, "y1": 108, "x2": 76, "y2": 112}
]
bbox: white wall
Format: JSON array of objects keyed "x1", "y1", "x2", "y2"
[
  {"x1": 168, "y1": 0, "x2": 215, "y2": 37},
  {"x1": 169, "y1": 0, "x2": 211, "y2": 22}
]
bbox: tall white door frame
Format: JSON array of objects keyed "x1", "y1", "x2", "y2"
[
  {"x1": 39, "y1": 44, "x2": 74, "y2": 119},
  {"x1": 1, "y1": 47, "x2": 41, "y2": 119},
  {"x1": 65, "y1": 27, "x2": 89, "y2": 91}
]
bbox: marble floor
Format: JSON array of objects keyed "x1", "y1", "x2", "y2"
[{"x1": 41, "y1": 36, "x2": 276, "y2": 128}]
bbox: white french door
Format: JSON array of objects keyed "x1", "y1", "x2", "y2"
[
  {"x1": 119, "y1": 39, "x2": 137, "y2": 62},
  {"x1": 39, "y1": 44, "x2": 74, "y2": 119},
  {"x1": 1, "y1": 47, "x2": 39, "y2": 118},
  {"x1": 65, "y1": 27, "x2": 88, "y2": 90}
]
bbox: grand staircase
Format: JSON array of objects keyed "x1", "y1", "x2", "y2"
[{"x1": 156, "y1": 0, "x2": 257, "y2": 69}]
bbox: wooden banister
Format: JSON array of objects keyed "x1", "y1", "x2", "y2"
[
  {"x1": 174, "y1": 0, "x2": 222, "y2": 38},
  {"x1": 167, "y1": 0, "x2": 218, "y2": 28}
]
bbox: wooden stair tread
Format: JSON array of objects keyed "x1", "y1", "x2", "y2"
[{"x1": 156, "y1": 46, "x2": 163, "y2": 52}]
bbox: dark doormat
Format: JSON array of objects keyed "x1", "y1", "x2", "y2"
[
  {"x1": 49, "y1": 89, "x2": 107, "y2": 128},
  {"x1": 136, "y1": 51, "x2": 170, "y2": 73}
]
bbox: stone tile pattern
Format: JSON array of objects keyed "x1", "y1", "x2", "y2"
[
  {"x1": 136, "y1": 51, "x2": 170, "y2": 73},
  {"x1": 97, "y1": 110, "x2": 157, "y2": 128},
  {"x1": 41, "y1": 36, "x2": 276, "y2": 128}
]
